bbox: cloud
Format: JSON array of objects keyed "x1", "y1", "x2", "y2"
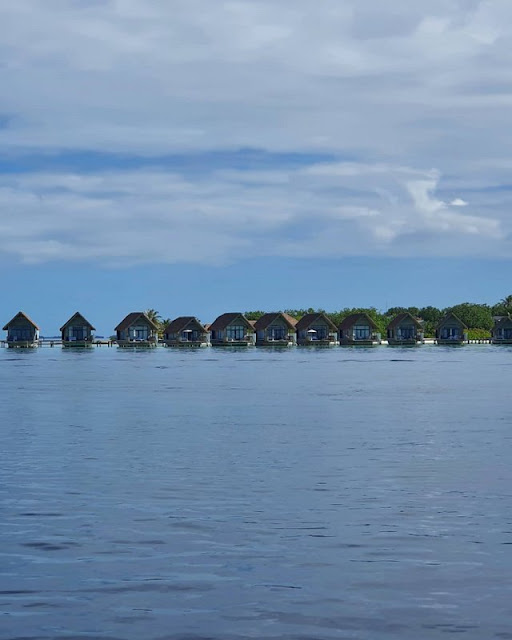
[
  {"x1": 0, "y1": 161, "x2": 507, "y2": 265},
  {"x1": 0, "y1": 1, "x2": 511, "y2": 264}
]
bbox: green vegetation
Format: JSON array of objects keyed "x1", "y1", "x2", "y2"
[{"x1": 245, "y1": 295, "x2": 512, "y2": 339}]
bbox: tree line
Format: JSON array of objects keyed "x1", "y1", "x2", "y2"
[
  {"x1": 142, "y1": 295, "x2": 512, "y2": 340},
  {"x1": 245, "y1": 295, "x2": 512, "y2": 339}
]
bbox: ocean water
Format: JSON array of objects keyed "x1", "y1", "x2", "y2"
[{"x1": 1, "y1": 345, "x2": 512, "y2": 640}]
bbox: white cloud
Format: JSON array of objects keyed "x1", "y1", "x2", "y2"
[
  {"x1": 0, "y1": 0, "x2": 510, "y2": 263},
  {"x1": 0, "y1": 162, "x2": 507, "y2": 265}
]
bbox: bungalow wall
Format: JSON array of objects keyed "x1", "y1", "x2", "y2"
[
  {"x1": 117, "y1": 323, "x2": 156, "y2": 341},
  {"x1": 298, "y1": 323, "x2": 336, "y2": 342},
  {"x1": 6, "y1": 317, "x2": 39, "y2": 342},
  {"x1": 62, "y1": 324, "x2": 93, "y2": 341},
  {"x1": 256, "y1": 319, "x2": 296, "y2": 343},
  {"x1": 387, "y1": 323, "x2": 420, "y2": 340},
  {"x1": 211, "y1": 325, "x2": 254, "y2": 342}
]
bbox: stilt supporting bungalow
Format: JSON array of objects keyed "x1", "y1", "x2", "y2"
[
  {"x1": 60, "y1": 312, "x2": 95, "y2": 347},
  {"x1": 2, "y1": 311, "x2": 40, "y2": 348},
  {"x1": 115, "y1": 312, "x2": 159, "y2": 347},
  {"x1": 386, "y1": 312, "x2": 424, "y2": 346},
  {"x1": 436, "y1": 313, "x2": 468, "y2": 345},
  {"x1": 339, "y1": 313, "x2": 381, "y2": 346},
  {"x1": 209, "y1": 313, "x2": 255, "y2": 346},
  {"x1": 163, "y1": 316, "x2": 210, "y2": 347},
  {"x1": 296, "y1": 313, "x2": 339, "y2": 346},
  {"x1": 254, "y1": 312, "x2": 297, "y2": 346},
  {"x1": 492, "y1": 315, "x2": 512, "y2": 344}
]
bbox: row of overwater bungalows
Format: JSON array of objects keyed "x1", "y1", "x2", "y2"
[{"x1": 3, "y1": 310, "x2": 512, "y2": 348}]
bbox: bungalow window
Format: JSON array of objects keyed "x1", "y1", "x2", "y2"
[
  {"x1": 182, "y1": 330, "x2": 199, "y2": 341},
  {"x1": 441, "y1": 326, "x2": 460, "y2": 339},
  {"x1": 226, "y1": 325, "x2": 245, "y2": 340},
  {"x1": 134, "y1": 327, "x2": 149, "y2": 340},
  {"x1": 398, "y1": 326, "x2": 414, "y2": 339},
  {"x1": 312, "y1": 325, "x2": 327, "y2": 340},
  {"x1": 269, "y1": 326, "x2": 287, "y2": 340},
  {"x1": 504, "y1": 328, "x2": 512, "y2": 339},
  {"x1": 9, "y1": 327, "x2": 32, "y2": 340},
  {"x1": 354, "y1": 325, "x2": 370, "y2": 340},
  {"x1": 71, "y1": 326, "x2": 85, "y2": 340}
]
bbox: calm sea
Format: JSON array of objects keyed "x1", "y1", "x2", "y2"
[{"x1": 1, "y1": 345, "x2": 512, "y2": 640}]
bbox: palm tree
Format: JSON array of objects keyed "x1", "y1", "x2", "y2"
[
  {"x1": 500, "y1": 295, "x2": 512, "y2": 310},
  {"x1": 145, "y1": 309, "x2": 162, "y2": 325}
]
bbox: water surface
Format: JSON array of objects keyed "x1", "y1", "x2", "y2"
[{"x1": 1, "y1": 345, "x2": 512, "y2": 639}]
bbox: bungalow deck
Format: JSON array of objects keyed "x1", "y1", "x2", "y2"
[
  {"x1": 116, "y1": 339, "x2": 158, "y2": 348},
  {"x1": 256, "y1": 338, "x2": 295, "y2": 347},
  {"x1": 164, "y1": 339, "x2": 209, "y2": 347},
  {"x1": 210, "y1": 338, "x2": 255, "y2": 347},
  {"x1": 62, "y1": 339, "x2": 94, "y2": 348},
  {"x1": 387, "y1": 338, "x2": 423, "y2": 346},
  {"x1": 339, "y1": 337, "x2": 381, "y2": 346},
  {"x1": 436, "y1": 337, "x2": 467, "y2": 345},
  {"x1": 297, "y1": 337, "x2": 339, "y2": 346},
  {"x1": 5, "y1": 339, "x2": 39, "y2": 349}
]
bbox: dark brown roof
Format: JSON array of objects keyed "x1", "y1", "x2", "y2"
[
  {"x1": 254, "y1": 312, "x2": 298, "y2": 331},
  {"x1": 295, "y1": 312, "x2": 338, "y2": 332},
  {"x1": 339, "y1": 313, "x2": 378, "y2": 331},
  {"x1": 436, "y1": 312, "x2": 468, "y2": 330},
  {"x1": 3, "y1": 311, "x2": 40, "y2": 331},
  {"x1": 162, "y1": 316, "x2": 206, "y2": 333},
  {"x1": 209, "y1": 313, "x2": 253, "y2": 331},
  {"x1": 386, "y1": 312, "x2": 422, "y2": 330},
  {"x1": 60, "y1": 312, "x2": 96, "y2": 332},
  {"x1": 494, "y1": 314, "x2": 512, "y2": 328},
  {"x1": 115, "y1": 312, "x2": 159, "y2": 332}
]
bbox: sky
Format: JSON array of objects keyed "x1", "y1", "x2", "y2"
[{"x1": 1, "y1": 0, "x2": 511, "y2": 335}]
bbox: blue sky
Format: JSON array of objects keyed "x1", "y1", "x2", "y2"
[{"x1": 1, "y1": 0, "x2": 511, "y2": 335}]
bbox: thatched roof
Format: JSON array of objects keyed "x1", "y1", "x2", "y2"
[
  {"x1": 115, "y1": 312, "x2": 159, "y2": 332},
  {"x1": 494, "y1": 314, "x2": 512, "y2": 328},
  {"x1": 386, "y1": 312, "x2": 422, "y2": 330},
  {"x1": 162, "y1": 316, "x2": 206, "y2": 333},
  {"x1": 3, "y1": 311, "x2": 40, "y2": 331},
  {"x1": 296, "y1": 312, "x2": 338, "y2": 332},
  {"x1": 339, "y1": 313, "x2": 378, "y2": 331},
  {"x1": 253, "y1": 312, "x2": 297, "y2": 331},
  {"x1": 60, "y1": 312, "x2": 96, "y2": 332},
  {"x1": 436, "y1": 312, "x2": 468, "y2": 330},
  {"x1": 209, "y1": 313, "x2": 253, "y2": 331}
]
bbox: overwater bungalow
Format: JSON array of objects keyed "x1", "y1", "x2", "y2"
[
  {"x1": 386, "y1": 312, "x2": 424, "y2": 346},
  {"x1": 60, "y1": 312, "x2": 95, "y2": 347},
  {"x1": 163, "y1": 316, "x2": 209, "y2": 347},
  {"x1": 491, "y1": 315, "x2": 512, "y2": 344},
  {"x1": 254, "y1": 312, "x2": 297, "y2": 346},
  {"x1": 2, "y1": 311, "x2": 40, "y2": 348},
  {"x1": 296, "y1": 313, "x2": 339, "y2": 346},
  {"x1": 115, "y1": 312, "x2": 159, "y2": 347},
  {"x1": 436, "y1": 313, "x2": 468, "y2": 345},
  {"x1": 209, "y1": 313, "x2": 255, "y2": 346},
  {"x1": 339, "y1": 313, "x2": 381, "y2": 346}
]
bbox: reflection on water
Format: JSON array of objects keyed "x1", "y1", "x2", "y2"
[{"x1": 1, "y1": 346, "x2": 512, "y2": 639}]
